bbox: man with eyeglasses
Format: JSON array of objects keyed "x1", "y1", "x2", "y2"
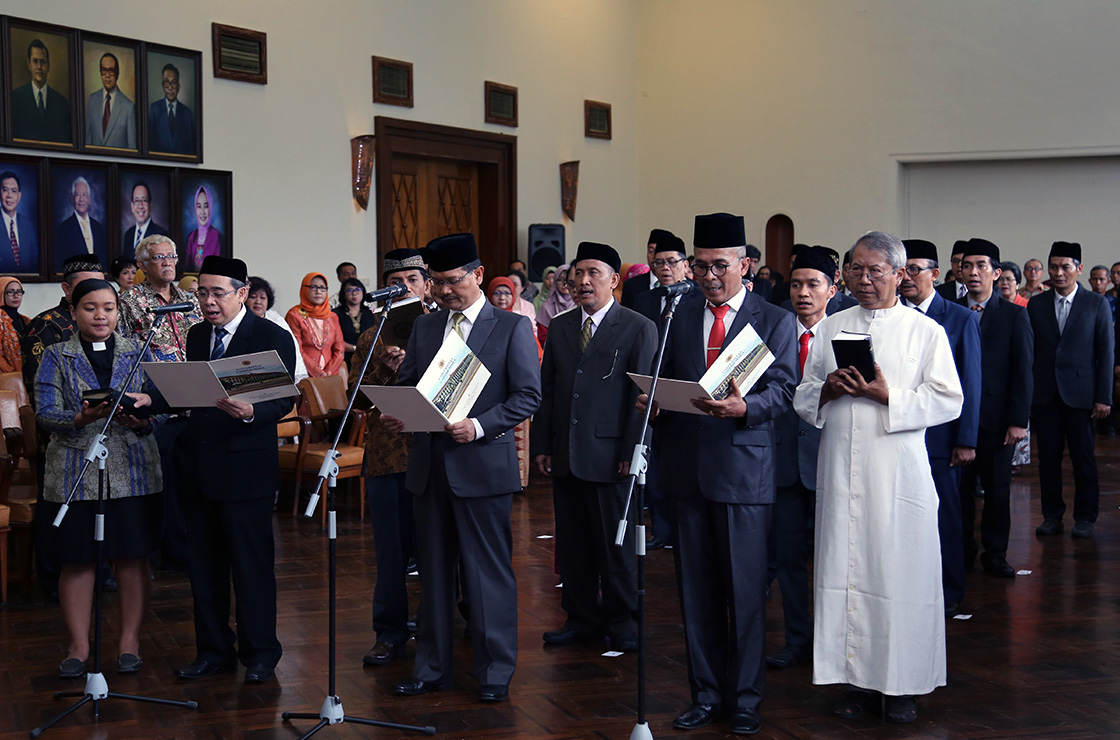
[
  {"x1": 898, "y1": 239, "x2": 980, "y2": 616},
  {"x1": 382, "y1": 233, "x2": 540, "y2": 704},
  {"x1": 638, "y1": 213, "x2": 797, "y2": 735},
  {"x1": 795, "y1": 231, "x2": 963, "y2": 724},
  {"x1": 0, "y1": 170, "x2": 38, "y2": 273},
  {"x1": 1028, "y1": 241, "x2": 1114, "y2": 540},
  {"x1": 85, "y1": 52, "x2": 136, "y2": 150},
  {"x1": 935, "y1": 241, "x2": 969, "y2": 301},
  {"x1": 148, "y1": 63, "x2": 196, "y2": 156},
  {"x1": 1018, "y1": 259, "x2": 1048, "y2": 299},
  {"x1": 621, "y1": 229, "x2": 674, "y2": 309},
  {"x1": 122, "y1": 182, "x2": 169, "y2": 255}
]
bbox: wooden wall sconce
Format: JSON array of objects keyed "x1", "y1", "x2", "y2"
[
  {"x1": 560, "y1": 161, "x2": 579, "y2": 221},
  {"x1": 351, "y1": 135, "x2": 376, "y2": 210}
]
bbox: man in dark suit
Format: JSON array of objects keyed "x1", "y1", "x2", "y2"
[
  {"x1": 174, "y1": 256, "x2": 297, "y2": 684},
  {"x1": 620, "y1": 229, "x2": 672, "y2": 309},
  {"x1": 11, "y1": 38, "x2": 71, "y2": 143},
  {"x1": 767, "y1": 247, "x2": 843, "y2": 670},
  {"x1": 899, "y1": 238, "x2": 981, "y2": 615},
  {"x1": 383, "y1": 233, "x2": 541, "y2": 703},
  {"x1": 745, "y1": 244, "x2": 772, "y2": 301},
  {"x1": 148, "y1": 63, "x2": 197, "y2": 156},
  {"x1": 934, "y1": 240, "x2": 969, "y2": 301},
  {"x1": 1029, "y1": 241, "x2": 1114, "y2": 539},
  {"x1": 532, "y1": 241, "x2": 656, "y2": 652},
  {"x1": 639, "y1": 213, "x2": 797, "y2": 735},
  {"x1": 54, "y1": 176, "x2": 108, "y2": 272},
  {"x1": 121, "y1": 182, "x2": 169, "y2": 255},
  {"x1": 0, "y1": 170, "x2": 39, "y2": 273},
  {"x1": 956, "y1": 239, "x2": 1033, "y2": 575}
]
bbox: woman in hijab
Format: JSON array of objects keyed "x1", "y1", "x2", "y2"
[
  {"x1": 487, "y1": 276, "x2": 540, "y2": 489},
  {"x1": 285, "y1": 272, "x2": 346, "y2": 378},
  {"x1": 536, "y1": 264, "x2": 575, "y2": 346},
  {"x1": 184, "y1": 185, "x2": 222, "y2": 273},
  {"x1": 0, "y1": 276, "x2": 29, "y2": 372},
  {"x1": 533, "y1": 265, "x2": 557, "y2": 312}
]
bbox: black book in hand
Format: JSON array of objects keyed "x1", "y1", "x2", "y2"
[{"x1": 831, "y1": 331, "x2": 876, "y2": 382}]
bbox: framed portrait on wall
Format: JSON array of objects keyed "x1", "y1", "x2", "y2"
[
  {"x1": 178, "y1": 170, "x2": 231, "y2": 273},
  {"x1": 80, "y1": 34, "x2": 140, "y2": 155},
  {"x1": 48, "y1": 160, "x2": 111, "y2": 275},
  {"x1": 118, "y1": 166, "x2": 172, "y2": 259},
  {"x1": 143, "y1": 44, "x2": 202, "y2": 162},
  {"x1": 0, "y1": 156, "x2": 46, "y2": 279},
  {"x1": 3, "y1": 17, "x2": 78, "y2": 151}
]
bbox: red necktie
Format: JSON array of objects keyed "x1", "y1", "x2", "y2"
[
  {"x1": 706, "y1": 304, "x2": 730, "y2": 368},
  {"x1": 102, "y1": 92, "x2": 111, "y2": 136},
  {"x1": 8, "y1": 219, "x2": 19, "y2": 266},
  {"x1": 799, "y1": 330, "x2": 812, "y2": 376}
]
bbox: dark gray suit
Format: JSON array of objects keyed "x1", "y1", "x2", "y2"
[
  {"x1": 657, "y1": 289, "x2": 797, "y2": 711},
  {"x1": 122, "y1": 220, "x2": 169, "y2": 255},
  {"x1": 1, "y1": 213, "x2": 39, "y2": 273},
  {"x1": 531, "y1": 301, "x2": 656, "y2": 641},
  {"x1": 398, "y1": 298, "x2": 541, "y2": 687}
]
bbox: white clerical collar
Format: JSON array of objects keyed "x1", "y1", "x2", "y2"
[{"x1": 91, "y1": 341, "x2": 108, "y2": 352}]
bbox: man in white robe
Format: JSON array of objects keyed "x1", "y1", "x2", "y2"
[{"x1": 794, "y1": 231, "x2": 963, "y2": 724}]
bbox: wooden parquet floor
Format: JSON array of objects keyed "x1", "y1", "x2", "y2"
[{"x1": 2, "y1": 435, "x2": 1119, "y2": 739}]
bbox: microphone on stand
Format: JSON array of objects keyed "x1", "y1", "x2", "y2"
[
  {"x1": 652, "y1": 281, "x2": 693, "y2": 297},
  {"x1": 150, "y1": 302, "x2": 195, "y2": 314},
  {"x1": 364, "y1": 283, "x2": 409, "y2": 303}
]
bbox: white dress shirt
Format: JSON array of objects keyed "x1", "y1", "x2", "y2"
[
  {"x1": 904, "y1": 292, "x2": 936, "y2": 314},
  {"x1": 579, "y1": 298, "x2": 614, "y2": 340}
]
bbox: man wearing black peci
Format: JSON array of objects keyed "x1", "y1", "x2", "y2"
[{"x1": 174, "y1": 256, "x2": 297, "y2": 684}]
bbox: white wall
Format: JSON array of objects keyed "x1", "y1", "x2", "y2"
[{"x1": 1, "y1": 0, "x2": 640, "y2": 315}]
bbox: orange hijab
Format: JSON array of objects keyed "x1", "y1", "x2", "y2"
[
  {"x1": 487, "y1": 276, "x2": 517, "y2": 312},
  {"x1": 298, "y1": 272, "x2": 332, "y2": 320}
]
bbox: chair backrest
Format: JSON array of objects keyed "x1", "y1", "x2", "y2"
[
  {"x1": 0, "y1": 453, "x2": 14, "y2": 507},
  {"x1": 0, "y1": 372, "x2": 29, "y2": 408},
  {"x1": 298, "y1": 375, "x2": 349, "y2": 418},
  {"x1": 277, "y1": 407, "x2": 302, "y2": 440},
  {"x1": 0, "y1": 389, "x2": 20, "y2": 429}
]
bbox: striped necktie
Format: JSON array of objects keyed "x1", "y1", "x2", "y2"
[
  {"x1": 210, "y1": 326, "x2": 227, "y2": 361},
  {"x1": 580, "y1": 317, "x2": 594, "y2": 353}
]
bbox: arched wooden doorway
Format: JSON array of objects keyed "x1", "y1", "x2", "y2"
[{"x1": 765, "y1": 214, "x2": 794, "y2": 274}]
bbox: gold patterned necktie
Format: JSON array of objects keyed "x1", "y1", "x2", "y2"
[
  {"x1": 580, "y1": 317, "x2": 594, "y2": 353},
  {"x1": 452, "y1": 312, "x2": 465, "y2": 339}
]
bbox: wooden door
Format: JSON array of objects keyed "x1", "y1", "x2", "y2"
[{"x1": 390, "y1": 156, "x2": 490, "y2": 267}]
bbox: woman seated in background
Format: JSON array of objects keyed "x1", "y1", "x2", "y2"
[
  {"x1": 505, "y1": 269, "x2": 537, "y2": 324},
  {"x1": 997, "y1": 261, "x2": 1030, "y2": 307},
  {"x1": 247, "y1": 276, "x2": 309, "y2": 382},
  {"x1": 286, "y1": 272, "x2": 346, "y2": 379},
  {"x1": 35, "y1": 278, "x2": 163, "y2": 678},
  {"x1": 536, "y1": 264, "x2": 574, "y2": 346},
  {"x1": 0, "y1": 276, "x2": 29, "y2": 373},
  {"x1": 178, "y1": 275, "x2": 198, "y2": 294},
  {"x1": 333, "y1": 277, "x2": 376, "y2": 367},
  {"x1": 533, "y1": 266, "x2": 557, "y2": 312},
  {"x1": 109, "y1": 257, "x2": 139, "y2": 294},
  {"x1": 488, "y1": 276, "x2": 542, "y2": 489}
]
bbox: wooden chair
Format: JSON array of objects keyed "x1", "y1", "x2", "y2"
[
  {"x1": 0, "y1": 373, "x2": 37, "y2": 486},
  {"x1": 0, "y1": 451, "x2": 33, "y2": 598},
  {"x1": 0, "y1": 501, "x2": 9, "y2": 605},
  {"x1": 287, "y1": 376, "x2": 367, "y2": 525}
]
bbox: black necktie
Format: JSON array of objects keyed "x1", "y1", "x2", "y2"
[
  {"x1": 37, "y1": 89, "x2": 45, "y2": 114},
  {"x1": 169, "y1": 103, "x2": 177, "y2": 134}
]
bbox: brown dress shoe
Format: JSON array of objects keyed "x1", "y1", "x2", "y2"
[{"x1": 362, "y1": 641, "x2": 405, "y2": 666}]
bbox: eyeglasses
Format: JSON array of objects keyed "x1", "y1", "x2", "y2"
[
  {"x1": 903, "y1": 265, "x2": 934, "y2": 277},
  {"x1": 4, "y1": 289, "x2": 24, "y2": 297},
  {"x1": 652, "y1": 257, "x2": 686, "y2": 269},
  {"x1": 1024, "y1": 265, "x2": 1043, "y2": 273},
  {"x1": 692, "y1": 258, "x2": 742, "y2": 277},
  {"x1": 430, "y1": 273, "x2": 474, "y2": 288},
  {"x1": 195, "y1": 288, "x2": 235, "y2": 300},
  {"x1": 303, "y1": 284, "x2": 329, "y2": 293},
  {"x1": 344, "y1": 287, "x2": 364, "y2": 294},
  {"x1": 147, "y1": 253, "x2": 178, "y2": 263},
  {"x1": 848, "y1": 264, "x2": 897, "y2": 281},
  {"x1": 131, "y1": 197, "x2": 150, "y2": 204},
  {"x1": 491, "y1": 289, "x2": 514, "y2": 298}
]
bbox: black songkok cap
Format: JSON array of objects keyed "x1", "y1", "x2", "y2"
[
  {"x1": 902, "y1": 239, "x2": 939, "y2": 263},
  {"x1": 791, "y1": 246, "x2": 839, "y2": 283},
  {"x1": 1049, "y1": 241, "x2": 1082, "y2": 262},
  {"x1": 63, "y1": 254, "x2": 104, "y2": 278},
  {"x1": 791, "y1": 243, "x2": 808, "y2": 256},
  {"x1": 963, "y1": 238, "x2": 1000, "y2": 264},
  {"x1": 573, "y1": 241, "x2": 622, "y2": 273},
  {"x1": 951, "y1": 240, "x2": 969, "y2": 256},
  {"x1": 694, "y1": 213, "x2": 746, "y2": 250},
  {"x1": 424, "y1": 233, "x2": 478, "y2": 272},
  {"x1": 199, "y1": 256, "x2": 248, "y2": 283},
  {"x1": 382, "y1": 248, "x2": 426, "y2": 278},
  {"x1": 817, "y1": 246, "x2": 840, "y2": 266},
  {"x1": 648, "y1": 229, "x2": 674, "y2": 247},
  {"x1": 653, "y1": 234, "x2": 687, "y2": 256}
]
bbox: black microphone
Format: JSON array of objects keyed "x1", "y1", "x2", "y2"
[
  {"x1": 652, "y1": 281, "x2": 693, "y2": 297},
  {"x1": 364, "y1": 283, "x2": 409, "y2": 303},
  {"x1": 150, "y1": 302, "x2": 194, "y2": 314}
]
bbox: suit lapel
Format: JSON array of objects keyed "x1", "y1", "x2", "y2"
[
  {"x1": 722, "y1": 292, "x2": 755, "y2": 350},
  {"x1": 580, "y1": 302, "x2": 619, "y2": 363},
  {"x1": 466, "y1": 300, "x2": 497, "y2": 355},
  {"x1": 682, "y1": 300, "x2": 707, "y2": 379},
  {"x1": 563, "y1": 309, "x2": 582, "y2": 359},
  {"x1": 225, "y1": 310, "x2": 255, "y2": 358}
]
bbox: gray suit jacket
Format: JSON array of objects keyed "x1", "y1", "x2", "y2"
[
  {"x1": 399, "y1": 300, "x2": 541, "y2": 498},
  {"x1": 531, "y1": 301, "x2": 657, "y2": 482},
  {"x1": 85, "y1": 88, "x2": 136, "y2": 149}
]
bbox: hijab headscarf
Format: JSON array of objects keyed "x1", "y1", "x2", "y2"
[
  {"x1": 0, "y1": 276, "x2": 26, "y2": 333},
  {"x1": 194, "y1": 185, "x2": 213, "y2": 238},
  {"x1": 538, "y1": 264, "x2": 575, "y2": 328},
  {"x1": 487, "y1": 276, "x2": 517, "y2": 312},
  {"x1": 533, "y1": 266, "x2": 557, "y2": 311},
  {"x1": 178, "y1": 275, "x2": 198, "y2": 292},
  {"x1": 298, "y1": 272, "x2": 333, "y2": 320}
]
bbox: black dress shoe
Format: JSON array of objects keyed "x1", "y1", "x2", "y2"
[
  {"x1": 542, "y1": 627, "x2": 600, "y2": 646},
  {"x1": 647, "y1": 534, "x2": 671, "y2": 550},
  {"x1": 884, "y1": 695, "x2": 917, "y2": 723},
  {"x1": 765, "y1": 645, "x2": 807, "y2": 669},
  {"x1": 611, "y1": 634, "x2": 638, "y2": 652},
  {"x1": 832, "y1": 689, "x2": 880, "y2": 719},
  {"x1": 1036, "y1": 519, "x2": 1063, "y2": 536},
  {"x1": 672, "y1": 703, "x2": 720, "y2": 730},
  {"x1": 1072, "y1": 521, "x2": 1094, "y2": 539},
  {"x1": 176, "y1": 657, "x2": 237, "y2": 679},
  {"x1": 101, "y1": 576, "x2": 118, "y2": 593},
  {"x1": 728, "y1": 708, "x2": 762, "y2": 735},
  {"x1": 406, "y1": 618, "x2": 418, "y2": 634},
  {"x1": 363, "y1": 641, "x2": 405, "y2": 666},
  {"x1": 116, "y1": 653, "x2": 143, "y2": 674},
  {"x1": 58, "y1": 657, "x2": 87, "y2": 679},
  {"x1": 944, "y1": 601, "x2": 960, "y2": 618},
  {"x1": 245, "y1": 663, "x2": 275, "y2": 683},
  {"x1": 393, "y1": 678, "x2": 453, "y2": 696},
  {"x1": 478, "y1": 684, "x2": 508, "y2": 703},
  {"x1": 981, "y1": 555, "x2": 1016, "y2": 578}
]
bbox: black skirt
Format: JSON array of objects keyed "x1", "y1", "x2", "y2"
[{"x1": 41, "y1": 493, "x2": 163, "y2": 565}]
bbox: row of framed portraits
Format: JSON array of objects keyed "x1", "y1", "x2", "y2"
[
  {"x1": 0, "y1": 15, "x2": 203, "y2": 162},
  {"x1": 1, "y1": 153, "x2": 232, "y2": 281}
]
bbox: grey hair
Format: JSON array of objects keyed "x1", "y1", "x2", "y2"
[
  {"x1": 70, "y1": 176, "x2": 90, "y2": 197},
  {"x1": 228, "y1": 277, "x2": 247, "y2": 290},
  {"x1": 1091, "y1": 264, "x2": 1109, "y2": 273},
  {"x1": 135, "y1": 234, "x2": 176, "y2": 263},
  {"x1": 852, "y1": 231, "x2": 906, "y2": 270}
]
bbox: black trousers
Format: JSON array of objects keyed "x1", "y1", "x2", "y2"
[
  {"x1": 929, "y1": 457, "x2": 966, "y2": 604},
  {"x1": 155, "y1": 417, "x2": 189, "y2": 568},
  {"x1": 767, "y1": 482, "x2": 813, "y2": 650},
  {"x1": 961, "y1": 432, "x2": 1014, "y2": 562},
  {"x1": 366, "y1": 471, "x2": 414, "y2": 647},
  {"x1": 553, "y1": 474, "x2": 637, "y2": 639},
  {"x1": 1034, "y1": 401, "x2": 1099, "y2": 523}
]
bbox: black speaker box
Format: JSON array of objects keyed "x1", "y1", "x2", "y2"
[{"x1": 527, "y1": 224, "x2": 565, "y2": 282}]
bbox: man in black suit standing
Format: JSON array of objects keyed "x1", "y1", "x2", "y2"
[
  {"x1": 384, "y1": 233, "x2": 541, "y2": 703},
  {"x1": 174, "y1": 256, "x2": 297, "y2": 684},
  {"x1": 639, "y1": 213, "x2": 797, "y2": 735},
  {"x1": 935, "y1": 240, "x2": 969, "y2": 301},
  {"x1": 54, "y1": 176, "x2": 107, "y2": 272},
  {"x1": 121, "y1": 182, "x2": 169, "y2": 256},
  {"x1": 1029, "y1": 241, "x2": 1114, "y2": 539},
  {"x1": 11, "y1": 38, "x2": 71, "y2": 143},
  {"x1": 956, "y1": 239, "x2": 1033, "y2": 575},
  {"x1": 533, "y1": 241, "x2": 656, "y2": 652},
  {"x1": 620, "y1": 229, "x2": 672, "y2": 309},
  {"x1": 767, "y1": 247, "x2": 842, "y2": 670}
]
